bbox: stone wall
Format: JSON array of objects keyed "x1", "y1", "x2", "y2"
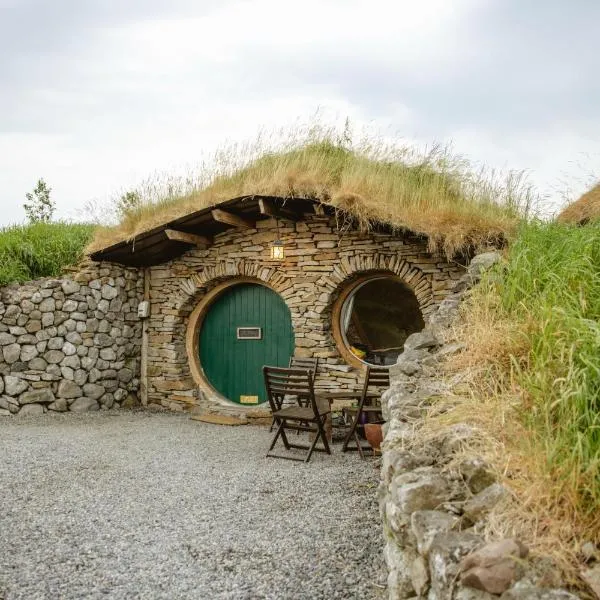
[
  {"x1": 379, "y1": 254, "x2": 580, "y2": 600},
  {"x1": 145, "y1": 214, "x2": 466, "y2": 411},
  {"x1": 0, "y1": 261, "x2": 143, "y2": 416}
]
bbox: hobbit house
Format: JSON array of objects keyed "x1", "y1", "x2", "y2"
[
  {"x1": 89, "y1": 196, "x2": 464, "y2": 414},
  {"x1": 0, "y1": 181, "x2": 583, "y2": 598},
  {"x1": 0, "y1": 196, "x2": 466, "y2": 416}
]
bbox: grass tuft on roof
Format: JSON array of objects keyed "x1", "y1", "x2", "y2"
[{"x1": 88, "y1": 125, "x2": 537, "y2": 257}]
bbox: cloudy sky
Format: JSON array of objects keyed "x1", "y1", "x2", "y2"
[{"x1": 1, "y1": 0, "x2": 599, "y2": 226}]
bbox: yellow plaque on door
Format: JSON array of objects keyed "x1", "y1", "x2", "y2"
[{"x1": 240, "y1": 395, "x2": 259, "y2": 404}]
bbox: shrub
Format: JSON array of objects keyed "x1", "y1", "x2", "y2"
[{"x1": 0, "y1": 222, "x2": 95, "y2": 286}]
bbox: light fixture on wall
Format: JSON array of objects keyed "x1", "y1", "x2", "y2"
[
  {"x1": 270, "y1": 219, "x2": 285, "y2": 260},
  {"x1": 270, "y1": 239, "x2": 285, "y2": 260}
]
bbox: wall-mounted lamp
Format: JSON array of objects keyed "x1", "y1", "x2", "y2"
[
  {"x1": 270, "y1": 218, "x2": 285, "y2": 260},
  {"x1": 270, "y1": 239, "x2": 285, "y2": 260}
]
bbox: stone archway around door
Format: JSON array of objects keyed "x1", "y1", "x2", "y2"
[{"x1": 186, "y1": 277, "x2": 294, "y2": 407}]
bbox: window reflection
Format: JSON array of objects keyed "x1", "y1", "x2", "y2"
[{"x1": 340, "y1": 277, "x2": 425, "y2": 366}]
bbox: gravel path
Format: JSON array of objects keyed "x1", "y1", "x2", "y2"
[{"x1": 0, "y1": 412, "x2": 385, "y2": 600}]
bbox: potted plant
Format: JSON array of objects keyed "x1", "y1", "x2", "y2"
[{"x1": 363, "y1": 421, "x2": 385, "y2": 454}]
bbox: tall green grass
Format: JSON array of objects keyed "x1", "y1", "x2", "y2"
[
  {"x1": 0, "y1": 222, "x2": 95, "y2": 286},
  {"x1": 493, "y1": 221, "x2": 600, "y2": 513}
]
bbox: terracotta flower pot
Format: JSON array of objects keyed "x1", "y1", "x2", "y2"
[{"x1": 364, "y1": 423, "x2": 384, "y2": 453}]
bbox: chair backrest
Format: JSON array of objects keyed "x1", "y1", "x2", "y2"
[
  {"x1": 288, "y1": 356, "x2": 319, "y2": 380},
  {"x1": 263, "y1": 366, "x2": 319, "y2": 415},
  {"x1": 361, "y1": 366, "x2": 390, "y2": 401}
]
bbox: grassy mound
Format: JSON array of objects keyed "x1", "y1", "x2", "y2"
[
  {"x1": 90, "y1": 130, "x2": 536, "y2": 257},
  {"x1": 558, "y1": 182, "x2": 600, "y2": 225},
  {"x1": 453, "y1": 220, "x2": 600, "y2": 563},
  {"x1": 0, "y1": 222, "x2": 95, "y2": 286},
  {"x1": 499, "y1": 222, "x2": 600, "y2": 511}
]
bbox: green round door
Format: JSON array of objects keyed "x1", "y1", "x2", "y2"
[{"x1": 199, "y1": 283, "x2": 295, "y2": 404}]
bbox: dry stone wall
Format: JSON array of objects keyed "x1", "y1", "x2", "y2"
[
  {"x1": 379, "y1": 253, "x2": 581, "y2": 600},
  {"x1": 0, "y1": 261, "x2": 143, "y2": 416},
  {"x1": 145, "y1": 214, "x2": 465, "y2": 412}
]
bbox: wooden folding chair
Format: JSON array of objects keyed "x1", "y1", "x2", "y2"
[
  {"x1": 268, "y1": 357, "x2": 319, "y2": 432},
  {"x1": 263, "y1": 366, "x2": 331, "y2": 463},
  {"x1": 342, "y1": 366, "x2": 390, "y2": 458},
  {"x1": 288, "y1": 357, "x2": 319, "y2": 434}
]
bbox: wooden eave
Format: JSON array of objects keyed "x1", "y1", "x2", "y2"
[{"x1": 89, "y1": 196, "x2": 336, "y2": 267}]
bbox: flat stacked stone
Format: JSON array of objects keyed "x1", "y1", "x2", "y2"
[
  {"x1": 0, "y1": 261, "x2": 143, "y2": 416},
  {"x1": 144, "y1": 214, "x2": 464, "y2": 411}
]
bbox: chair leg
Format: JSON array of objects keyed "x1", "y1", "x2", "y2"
[
  {"x1": 354, "y1": 430, "x2": 365, "y2": 460},
  {"x1": 269, "y1": 398, "x2": 284, "y2": 432},
  {"x1": 302, "y1": 417, "x2": 329, "y2": 462},
  {"x1": 304, "y1": 429, "x2": 321, "y2": 463},
  {"x1": 267, "y1": 420, "x2": 294, "y2": 458},
  {"x1": 280, "y1": 425, "x2": 291, "y2": 450},
  {"x1": 342, "y1": 411, "x2": 368, "y2": 458},
  {"x1": 342, "y1": 411, "x2": 360, "y2": 451},
  {"x1": 344, "y1": 428, "x2": 366, "y2": 460},
  {"x1": 267, "y1": 421, "x2": 284, "y2": 454},
  {"x1": 342, "y1": 390, "x2": 368, "y2": 452},
  {"x1": 268, "y1": 417, "x2": 334, "y2": 463},
  {"x1": 317, "y1": 415, "x2": 331, "y2": 455}
]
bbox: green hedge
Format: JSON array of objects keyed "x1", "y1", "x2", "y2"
[{"x1": 0, "y1": 222, "x2": 95, "y2": 286}]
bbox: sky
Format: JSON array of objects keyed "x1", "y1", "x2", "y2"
[{"x1": 1, "y1": 0, "x2": 599, "y2": 226}]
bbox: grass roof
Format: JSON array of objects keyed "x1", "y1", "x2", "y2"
[
  {"x1": 557, "y1": 182, "x2": 600, "y2": 225},
  {"x1": 89, "y1": 129, "x2": 536, "y2": 257}
]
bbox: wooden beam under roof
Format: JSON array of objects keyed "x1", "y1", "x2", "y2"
[
  {"x1": 90, "y1": 197, "x2": 331, "y2": 267},
  {"x1": 211, "y1": 208, "x2": 255, "y2": 229},
  {"x1": 164, "y1": 229, "x2": 212, "y2": 247},
  {"x1": 258, "y1": 198, "x2": 301, "y2": 222}
]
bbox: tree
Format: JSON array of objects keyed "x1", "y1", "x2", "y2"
[
  {"x1": 116, "y1": 190, "x2": 141, "y2": 217},
  {"x1": 24, "y1": 178, "x2": 55, "y2": 223}
]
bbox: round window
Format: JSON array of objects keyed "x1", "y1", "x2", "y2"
[{"x1": 339, "y1": 276, "x2": 425, "y2": 366}]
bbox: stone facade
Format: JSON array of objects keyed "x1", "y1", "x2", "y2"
[
  {"x1": 0, "y1": 261, "x2": 143, "y2": 416},
  {"x1": 145, "y1": 214, "x2": 466, "y2": 411},
  {"x1": 378, "y1": 253, "x2": 580, "y2": 600}
]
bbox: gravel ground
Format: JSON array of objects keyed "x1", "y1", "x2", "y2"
[{"x1": 0, "y1": 411, "x2": 386, "y2": 600}]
